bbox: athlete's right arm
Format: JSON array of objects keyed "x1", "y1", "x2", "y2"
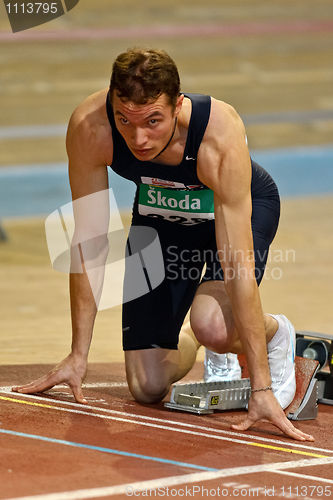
[
  {"x1": 12, "y1": 96, "x2": 113, "y2": 402},
  {"x1": 67, "y1": 105, "x2": 111, "y2": 365}
]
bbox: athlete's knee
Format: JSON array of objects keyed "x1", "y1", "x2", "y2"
[
  {"x1": 190, "y1": 309, "x2": 233, "y2": 352},
  {"x1": 127, "y1": 374, "x2": 170, "y2": 404}
]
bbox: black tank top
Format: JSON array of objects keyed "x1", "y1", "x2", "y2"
[{"x1": 106, "y1": 92, "x2": 279, "y2": 226}]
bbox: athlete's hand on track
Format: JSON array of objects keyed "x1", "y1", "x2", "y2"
[
  {"x1": 12, "y1": 354, "x2": 88, "y2": 404},
  {"x1": 231, "y1": 390, "x2": 315, "y2": 441}
]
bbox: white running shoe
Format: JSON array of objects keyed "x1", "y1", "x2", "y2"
[
  {"x1": 268, "y1": 314, "x2": 296, "y2": 409},
  {"x1": 204, "y1": 350, "x2": 241, "y2": 383}
]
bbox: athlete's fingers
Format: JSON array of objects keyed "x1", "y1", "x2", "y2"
[
  {"x1": 68, "y1": 382, "x2": 87, "y2": 404},
  {"x1": 272, "y1": 415, "x2": 314, "y2": 442},
  {"x1": 12, "y1": 372, "x2": 62, "y2": 394},
  {"x1": 232, "y1": 414, "x2": 314, "y2": 442},
  {"x1": 231, "y1": 416, "x2": 256, "y2": 432},
  {"x1": 12, "y1": 381, "x2": 54, "y2": 393}
]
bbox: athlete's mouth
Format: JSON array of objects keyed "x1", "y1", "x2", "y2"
[{"x1": 132, "y1": 148, "x2": 152, "y2": 156}]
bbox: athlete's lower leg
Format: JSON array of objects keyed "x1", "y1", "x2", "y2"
[
  {"x1": 172, "y1": 320, "x2": 201, "y2": 382},
  {"x1": 124, "y1": 325, "x2": 200, "y2": 404}
]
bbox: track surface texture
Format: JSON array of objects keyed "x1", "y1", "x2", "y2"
[{"x1": 1, "y1": 364, "x2": 333, "y2": 499}]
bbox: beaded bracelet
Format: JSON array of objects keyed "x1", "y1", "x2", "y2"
[{"x1": 251, "y1": 385, "x2": 272, "y2": 394}]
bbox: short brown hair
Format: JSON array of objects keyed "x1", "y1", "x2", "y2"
[{"x1": 109, "y1": 48, "x2": 180, "y2": 108}]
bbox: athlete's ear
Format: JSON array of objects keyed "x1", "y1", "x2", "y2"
[{"x1": 174, "y1": 93, "x2": 184, "y2": 117}]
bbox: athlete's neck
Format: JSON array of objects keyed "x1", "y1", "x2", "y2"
[{"x1": 152, "y1": 118, "x2": 178, "y2": 160}]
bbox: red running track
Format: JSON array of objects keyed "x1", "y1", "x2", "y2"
[{"x1": 0, "y1": 363, "x2": 332, "y2": 499}]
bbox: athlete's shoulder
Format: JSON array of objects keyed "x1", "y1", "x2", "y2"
[
  {"x1": 66, "y1": 88, "x2": 113, "y2": 160},
  {"x1": 197, "y1": 97, "x2": 248, "y2": 175},
  {"x1": 209, "y1": 98, "x2": 245, "y2": 138},
  {"x1": 200, "y1": 98, "x2": 246, "y2": 154}
]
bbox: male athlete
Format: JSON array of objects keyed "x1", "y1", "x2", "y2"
[{"x1": 14, "y1": 48, "x2": 313, "y2": 441}]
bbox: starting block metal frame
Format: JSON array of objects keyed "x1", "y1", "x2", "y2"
[
  {"x1": 164, "y1": 371, "x2": 318, "y2": 420},
  {"x1": 165, "y1": 329, "x2": 333, "y2": 420},
  {"x1": 165, "y1": 379, "x2": 251, "y2": 415}
]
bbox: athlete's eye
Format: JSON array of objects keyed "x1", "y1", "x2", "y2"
[
  {"x1": 149, "y1": 119, "x2": 158, "y2": 125},
  {"x1": 120, "y1": 117, "x2": 129, "y2": 125}
]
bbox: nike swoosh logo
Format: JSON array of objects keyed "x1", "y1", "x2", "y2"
[{"x1": 185, "y1": 156, "x2": 196, "y2": 161}]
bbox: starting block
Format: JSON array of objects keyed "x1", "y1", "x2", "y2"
[
  {"x1": 165, "y1": 355, "x2": 319, "y2": 420},
  {"x1": 165, "y1": 330, "x2": 333, "y2": 419},
  {"x1": 165, "y1": 378, "x2": 251, "y2": 415}
]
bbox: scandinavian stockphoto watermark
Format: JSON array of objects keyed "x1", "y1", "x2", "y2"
[
  {"x1": 3, "y1": 0, "x2": 80, "y2": 33},
  {"x1": 166, "y1": 245, "x2": 296, "y2": 282},
  {"x1": 44, "y1": 188, "x2": 296, "y2": 311}
]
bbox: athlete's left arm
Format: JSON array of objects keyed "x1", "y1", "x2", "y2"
[
  {"x1": 198, "y1": 100, "x2": 270, "y2": 391},
  {"x1": 197, "y1": 99, "x2": 310, "y2": 441}
]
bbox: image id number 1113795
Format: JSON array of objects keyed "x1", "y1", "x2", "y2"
[{"x1": 5, "y1": 3, "x2": 58, "y2": 14}]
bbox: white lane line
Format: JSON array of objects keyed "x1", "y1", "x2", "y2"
[
  {"x1": 0, "y1": 382, "x2": 128, "y2": 390},
  {"x1": 52, "y1": 382, "x2": 128, "y2": 389},
  {"x1": 0, "y1": 394, "x2": 329, "y2": 460},
  {"x1": 272, "y1": 470, "x2": 333, "y2": 484},
  {"x1": 3, "y1": 396, "x2": 288, "y2": 452},
  {"x1": 0, "y1": 381, "x2": 195, "y2": 390},
  {"x1": 7, "y1": 457, "x2": 333, "y2": 500},
  {"x1": 1, "y1": 389, "x2": 332, "y2": 455}
]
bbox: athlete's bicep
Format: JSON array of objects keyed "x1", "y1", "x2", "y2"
[{"x1": 66, "y1": 114, "x2": 110, "y2": 248}]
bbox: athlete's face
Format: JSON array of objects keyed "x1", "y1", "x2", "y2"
[{"x1": 112, "y1": 92, "x2": 183, "y2": 161}]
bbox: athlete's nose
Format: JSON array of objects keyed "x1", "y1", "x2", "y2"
[{"x1": 132, "y1": 127, "x2": 148, "y2": 148}]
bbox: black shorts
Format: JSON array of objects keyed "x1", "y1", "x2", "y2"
[{"x1": 122, "y1": 195, "x2": 280, "y2": 351}]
